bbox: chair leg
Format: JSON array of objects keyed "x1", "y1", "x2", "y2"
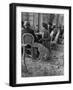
[
  {"x1": 23, "y1": 46, "x2": 25, "y2": 65},
  {"x1": 23, "y1": 46, "x2": 29, "y2": 73}
]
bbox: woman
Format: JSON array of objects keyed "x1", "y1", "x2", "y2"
[
  {"x1": 41, "y1": 23, "x2": 51, "y2": 60},
  {"x1": 42, "y1": 23, "x2": 51, "y2": 50}
]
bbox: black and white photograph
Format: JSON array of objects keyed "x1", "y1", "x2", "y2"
[
  {"x1": 21, "y1": 12, "x2": 64, "y2": 77},
  {"x1": 9, "y1": 3, "x2": 71, "y2": 86}
]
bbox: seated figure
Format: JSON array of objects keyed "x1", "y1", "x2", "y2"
[
  {"x1": 22, "y1": 21, "x2": 37, "y2": 42},
  {"x1": 33, "y1": 43, "x2": 50, "y2": 61}
]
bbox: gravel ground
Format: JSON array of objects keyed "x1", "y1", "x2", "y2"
[{"x1": 21, "y1": 44, "x2": 64, "y2": 77}]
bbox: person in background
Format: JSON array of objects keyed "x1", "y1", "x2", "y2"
[
  {"x1": 42, "y1": 23, "x2": 51, "y2": 51},
  {"x1": 57, "y1": 25, "x2": 64, "y2": 44},
  {"x1": 21, "y1": 21, "x2": 25, "y2": 30},
  {"x1": 21, "y1": 21, "x2": 36, "y2": 42}
]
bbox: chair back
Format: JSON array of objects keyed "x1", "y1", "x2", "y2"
[{"x1": 22, "y1": 33, "x2": 34, "y2": 46}]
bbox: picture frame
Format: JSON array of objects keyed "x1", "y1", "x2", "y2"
[{"x1": 9, "y1": 3, "x2": 71, "y2": 87}]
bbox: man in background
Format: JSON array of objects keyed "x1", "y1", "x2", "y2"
[{"x1": 21, "y1": 21, "x2": 36, "y2": 42}]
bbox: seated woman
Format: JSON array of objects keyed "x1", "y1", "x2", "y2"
[
  {"x1": 33, "y1": 43, "x2": 50, "y2": 61},
  {"x1": 22, "y1": 21, "x2": 37, "y2": 42}
]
